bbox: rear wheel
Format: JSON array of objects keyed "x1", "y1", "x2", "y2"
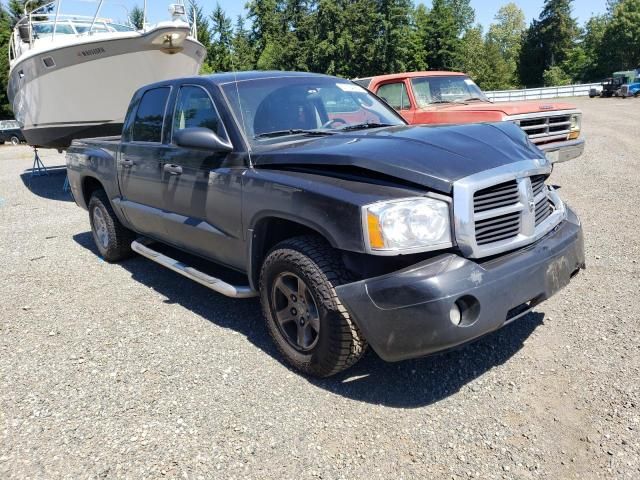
[
  {"x1": 10, "y1": 136, "x2": 20, "y2": 145},
  {"x1": 259, "y1": 236, "x2": 367, "y2": 377},
  {"x1": 88, "y1": 190, "x2": 135, "y2": 262}
]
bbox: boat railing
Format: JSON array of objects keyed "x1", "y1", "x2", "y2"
[{"x1": 10, "y1": 0, "x2": 198, "y2": 60}]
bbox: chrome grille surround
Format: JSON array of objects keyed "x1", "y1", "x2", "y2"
[
  {"x1": 453, "y1": 159, "x2": 566, "y2": 259},
  {"x1": 506, "y1": 109, "x2": 580, "y2": 145},
  {"x1": 621, "y1": 85, "x2": 630, "y2": 97}
]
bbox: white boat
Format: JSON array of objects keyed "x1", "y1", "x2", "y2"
[{"x1": 8, "y1": 0, "x2": 205, "y2": 149}]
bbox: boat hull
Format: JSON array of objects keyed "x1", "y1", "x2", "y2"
[{"x1": 8, "y1": 26, "x2": 204, "y2": 149}]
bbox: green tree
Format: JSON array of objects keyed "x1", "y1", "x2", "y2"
[
  {"x1": 231, "y1": 15, "x2": 256, "y2": 71},
  {"x1": 129, "y1": 5, "x2": 144, "y2": 29},
  {"x1": 460, "y1": 26, "x2": 510, "y2": 90},
  {"x1": 405, "y1": 3, "x2": 429, "y2": 71},
  {"x1": 373, "y1": 0, "x2": 414, "y2": 74},
  {"x1": 518, "y1": 0, "x2": 579, "y2": 86},
  {"x1": 600, "y1": 0, "x2": 640, "y2": 72},
  {"x1": 423, "y1": 0, "x2": 461, "y2": 70},
  {"x1": 539, "y1": 0, "x2": 579, "y2": 67},
  {"x1": 543, "y1": 65, "x2": 572, "y2": 85},
  {"x1": 487, "y1": 3, "x2": 525, "y2": 85},
  {"x1": 580, "y1": 15, "x2": 609, "y2": 80},
  {"x1": 448, "y1": 0, "x2": 475, "y2": 35},
  {"x1": 188, "y1": 1, "x2": 212, "y2": 48},
  {"x1": 0, "y1": 3, "x2": 14, "y2": 118},
  {"x1": 208, "y1": 3, "x2": 234, "y2": 72}
]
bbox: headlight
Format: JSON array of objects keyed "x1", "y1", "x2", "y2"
[{"x1": 364, "y1": 197, "x2": 452, "y2": 253}]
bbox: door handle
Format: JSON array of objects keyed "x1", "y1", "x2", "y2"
[
  {"x1": 164, "y1": 164, "x2": 182, "y2": 176},
  {"x1": 121, "y1": 158, "x2": 135, "y2": 168}
]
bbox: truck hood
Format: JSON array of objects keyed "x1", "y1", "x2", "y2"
[
  {"x1": 429, "y1": 100, "x2": 579, "y2": 116},
  {"x1": 252, "y1": 122, "x2": 545, "y2": 194}
]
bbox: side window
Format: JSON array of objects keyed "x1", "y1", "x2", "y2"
[
  {"x1": 172, "y1": 85, "x2": 226, "y2": 140},
  {"x1": 131, "y1": 87, "x2": 170, "y2": 143},
  {"x1": 377, "y1": 82, "x2": 411, "y2": 111}
]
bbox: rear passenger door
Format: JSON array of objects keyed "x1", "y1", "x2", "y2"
[
  {"x1": 161, "y1": 84, "x2": 245, "y2": 268},
  {"x1": 117, "y1": 86, "x2": 173, "y2": 240}
]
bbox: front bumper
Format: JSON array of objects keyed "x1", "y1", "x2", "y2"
[
  {"x1": 538, "y1": 138, "x2": 585, "y2": 163},
  {"x1": 336, "y1": 208, "x2": 585, "y2": 362}
]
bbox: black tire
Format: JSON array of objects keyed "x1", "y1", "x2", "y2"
[
  {"x1": 88, "y1": 190, "x2": 135, "y2": 262},
  {"x1": 10, "y1": 136, "x2": 20, "y2": 145},
  {"x1": 259, "y1": 235, "x2": 367, "y2": 377}
]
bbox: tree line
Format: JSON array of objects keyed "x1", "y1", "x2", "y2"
[{"x1": 1, "y1": 0, "x2": 640, "y2": 118}]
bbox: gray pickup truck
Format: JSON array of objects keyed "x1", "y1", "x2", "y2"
[{"x1": 67, "y1": 71, "x2": 585, "y2": 377}]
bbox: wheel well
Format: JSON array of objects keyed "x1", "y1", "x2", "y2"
[
  {"x1": 250, "y1": 217, "x2": 330, "y2": 288},
  {"x1": 81, "y1": 176, "x2": 105, "y2": 206}
]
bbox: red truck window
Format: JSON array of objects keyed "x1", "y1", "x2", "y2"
[{"x1": 377, "y1": 82, "x2": 411, "y2": 111}]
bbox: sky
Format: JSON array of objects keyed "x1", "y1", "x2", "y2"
[
  {"x1": 144, "y1": 0, "x2": 608, "y2": 27},
  {"x1": 79, "y1": 0, "x2": 606, "y2": 30}
]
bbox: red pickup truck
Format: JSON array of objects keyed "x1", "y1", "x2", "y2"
[{"x1": 354, "y1": 72, "x2": 584, "y2": 164}]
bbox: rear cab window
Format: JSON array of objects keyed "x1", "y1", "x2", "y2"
[{"x1": 131, "y1": 87, "x2": 171, "y2": 143}]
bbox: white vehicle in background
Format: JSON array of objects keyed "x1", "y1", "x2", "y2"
[{"x1": 7, "y1": 0, "x2": 205, "y2": 149}]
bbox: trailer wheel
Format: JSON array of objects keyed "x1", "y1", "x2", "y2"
[
  {"x1": 10, "y1": 136, "x2": 20, "y2": 145},
  {"x1": 259, "y1": 235, "x2": 367, "y2": 377},
  {"x1": 88, "y1": 190, "x2": 135, "y2": 262}
]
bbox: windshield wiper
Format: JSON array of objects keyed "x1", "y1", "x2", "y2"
[
  {"x1": 254, "y1": 129, "x2": 335, "y2": 139},
  {"x1": 429, "y1": 100, "x2": 456, "y2": 104},
  {"x1": 337, "y1": 122, "x2": 396, "y2": 132},
  {"x1": 465, "y1": 97, "x2": 490, "y2": 103}
]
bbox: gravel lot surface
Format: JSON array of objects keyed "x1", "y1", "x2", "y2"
[{"x1": 1, "y1": 98, "x2": 639, "y2": 479}]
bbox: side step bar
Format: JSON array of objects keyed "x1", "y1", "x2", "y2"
[{"x1": 131, "y1": 239, "x2": 258, "y2": 299}]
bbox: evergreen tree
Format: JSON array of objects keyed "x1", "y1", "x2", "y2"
[
  {"x1": 209, "y1": 3, "x2": 234, "y2": 72},
  {"x1": 539, "y1": 0, "x2": 579, "y2": 67},
  {"x1": 129, "y1": 6, "x2": 144, "y2": 30},
  {"x1": 231, "y1": 15, "x2": 256, "y2": 71},
  {"x1": 188, "y1": 1, "x2": 212, "y2": 49},
  {"x1": 373, "y1": 0, "x2": 414, "y2": 74},
  {"x1": 518, "y1": 0, "x2": 579, "y2": 86},
  {"x1": 423, "y1": 0, "x2": 461, "y2": 70}
]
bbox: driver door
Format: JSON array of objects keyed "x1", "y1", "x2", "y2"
[{"x1": 161, "y1": 84, "x2": 244, "y2": 268}]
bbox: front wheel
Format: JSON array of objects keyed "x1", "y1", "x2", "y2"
[
  {"x1": 88, "y1": 190, "x2": 135, "y2": 262},
  {"x1": 10, "y1": 136, "x2": 20, "y2": 145},
  {"x1": 259, "y1": 236, "x2": 367, "y2": 377}
]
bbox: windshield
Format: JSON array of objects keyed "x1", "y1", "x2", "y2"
[
  {"x1": 221, "y1": 76, "x2": 405, "y2": 146},
  {"x1": 411, "y1": 76, "x2": 489, "y2": 108}
]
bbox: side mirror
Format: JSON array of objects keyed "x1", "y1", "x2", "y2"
[{"x1": 174, "y1": 127, "x2": 233, "y2": 153}]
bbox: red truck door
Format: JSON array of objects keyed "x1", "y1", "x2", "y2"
[{"x1": 374, "y1": 80, "x2": 415, "y2": 123}]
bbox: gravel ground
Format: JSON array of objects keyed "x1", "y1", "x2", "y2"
[{"x1": 1, "y1": 98, "x2": 639, "y2": 479}]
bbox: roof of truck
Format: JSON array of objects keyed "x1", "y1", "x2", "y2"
[
  {"x1": 204, "y1": 70, "x2": 335, "y2": 85},
  {"x1": 352, "y1": 71, "x2": 467, "y2": 88}
]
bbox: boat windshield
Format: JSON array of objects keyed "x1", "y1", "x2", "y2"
[
  {"x1": 221, "y1": 76, "x2": 406, "y2": 147},
  {"x1": 410, "y1": 76, "x2": 489, "y2": 107},
  {"x1": 31, "y1": 20, "x2": 134, "y2": 37}
]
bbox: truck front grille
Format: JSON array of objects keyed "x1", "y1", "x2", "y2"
[
  {"x1": 621, "y1": 85, "x2": 630, "y2": 96},
  {"x1": 475, "y1": 211, "x2": 521, "y2": 245},
  {"x1": 508, "y1": 111, "x2": 574, "y2": 145},
  {"x1": 473, "y1": 180, "x2": 519, "y2": 213},
  {"x1": 453, "y1": 161, "x2": 566, "y2": 259}
]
